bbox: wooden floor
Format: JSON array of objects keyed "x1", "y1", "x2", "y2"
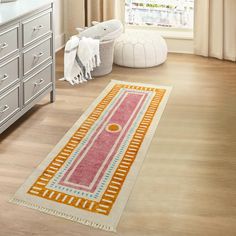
[{"x1": 1, "y1": 50, "x2": 236, "y2": 236}]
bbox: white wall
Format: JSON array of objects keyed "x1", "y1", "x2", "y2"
[
  {"x1": 55, "y1": 1, "x2": 194, "y2": 54},
  {"x1": 54, "y1": 0, "x2": 65, "y2": 51},
  {"x1": 165, "y1": 38, "x2": 194, "y2": 54}
]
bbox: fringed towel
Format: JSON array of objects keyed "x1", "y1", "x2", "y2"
[{"x1": 62, "y1": 36, "x2": 100, "y2": 85}]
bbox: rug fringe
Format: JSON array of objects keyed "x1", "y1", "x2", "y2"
[{"x1": 9, "y1": 198, "x2": 116, "y2": 232}]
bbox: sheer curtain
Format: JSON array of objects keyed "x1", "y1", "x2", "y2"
[
  {"x1": 194, "y1": 0, "x2": 236, "y2": 61},
  {"x1": 64, "y1": 0, "x2": 125, "y2": 39},
  {"x1": 64, "y1": 0, "x2": 85, "y2": 39}
]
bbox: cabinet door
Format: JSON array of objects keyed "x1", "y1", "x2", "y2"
[
  {"x1": 0, "y1": 56, "x2": 19, "y2": 93},
  {"x1": 23, "y1": 37, "x2": 52, "y2": 75},
  {"x1": 0, "y1": 25, "x2": 19, "y2": 61},
  {"x1": 22, "y1": 10, "x2": 52, "y2": 46},
  {"x1": 0, "y1": 85, "x2": 20, "y2": 126},
  {"x1": 23, "y1": 64, "x2": 52, "y2": 104}
]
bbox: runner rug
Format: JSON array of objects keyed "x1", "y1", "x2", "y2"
[{"x1": 10, "y1": 80, "x2": 171, "y2": 232}]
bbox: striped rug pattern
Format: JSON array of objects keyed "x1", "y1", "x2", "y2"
[{"x1": 10, "y1": 80, "x2": 171, "y2": 232}]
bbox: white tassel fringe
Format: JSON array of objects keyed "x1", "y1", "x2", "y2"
[{"x1": 9, "y1": 198, "x2": 116, "y2": 232}]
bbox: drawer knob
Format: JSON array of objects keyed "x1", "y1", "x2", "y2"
[
  {"x1": 34, "y1": 52, "x2": 44, "y2": 59},
  {"x1": 33, "y1": 25, "x2": 44, "y2": 31},
  {"x1": 34, "y1": 78, "x2": 44, "y2": 86},
  {"x1": 0, "y1": 74, "x2": 9, "y2": 82},
  {"x1": 0, "y1": 105, "x2": 9, "y2": 114},
  {"x1": 0, "y1": 42, "x2": 8, "y2": 50}
]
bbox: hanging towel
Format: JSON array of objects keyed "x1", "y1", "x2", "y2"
[
  {"x1": 62, "y1": 36, "x2": 100, "y2": 85},
  {"x1": 78, "y1": 37, "x2": 101, "y2": 80}
]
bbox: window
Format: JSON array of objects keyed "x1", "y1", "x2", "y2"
[{"x1": 125, "y1": 0, "x2": 194, "y2": 30}]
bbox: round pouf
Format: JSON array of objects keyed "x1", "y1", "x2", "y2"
[{"x1": 114, "y1": 30, "x2": 168, "y2": 68}]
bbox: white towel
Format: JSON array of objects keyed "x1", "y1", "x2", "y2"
[
  {"x1": 61, "y1": 36, "x2": 100, "y2": 85},
  {"x1": 78, "y1": 37, "x2": 101, "y2": 80}
]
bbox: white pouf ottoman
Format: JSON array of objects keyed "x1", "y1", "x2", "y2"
[{"x1": 114, "y1": 30, "x2": 168, "y2": 68}]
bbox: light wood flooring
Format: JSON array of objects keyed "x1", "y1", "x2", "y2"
[{"x1": 0, "y1": 50, "x2": 236, "y2": 236}]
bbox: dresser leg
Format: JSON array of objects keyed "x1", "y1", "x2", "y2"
[{"x1": 50, "y1": 90, "x2": 55, "y2": 103}]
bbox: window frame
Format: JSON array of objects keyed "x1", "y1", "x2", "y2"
[{"x1": 125, "y1": 0, "x2": 194, "y2": 39}]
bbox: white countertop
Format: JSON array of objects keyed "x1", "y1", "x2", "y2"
[{"x1": 0, "y1": 0, "x2": 53, "y2": 26}]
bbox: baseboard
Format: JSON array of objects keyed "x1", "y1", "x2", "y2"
[{"x1": 55, "y1": 33, "x2": 65, "y2": 52}]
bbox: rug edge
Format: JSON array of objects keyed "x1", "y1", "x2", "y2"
[
  {"x1": 9, "y1": 198, "x2": 117, "y2": 232},
  {"x1": 111, "y1": 79, "x2": 173, "y2": 90}
]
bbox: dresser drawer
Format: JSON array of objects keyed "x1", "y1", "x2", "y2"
[
  {"x1": 22, "y1": 10, "x2": 52, "y2": 46},
  {"x1": 0, "y1": 25, "x2": 19, "y2": 61},
  {"x1": 0, "y1": 57, "x2": 19, "y2": 93},
  {"x1": 23, "y1": 37, "x2": 52, "y2": 75},
  {"x1": 23, "y1": 64, "x2": 52, "y2": 104},
  {"x1": 0, "y1": 85, "x2": 20, "y2": 126}
]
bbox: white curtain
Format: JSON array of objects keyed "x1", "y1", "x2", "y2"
[
  {"x1": 194, "y1": 0, "x2": 236, "y2": 61},
  {"x1": 64, "y1": 0, "x2": 125, "y2": 39},
  {"x1": 64, "y1": 0, "x2": 85, "y2": 40}
]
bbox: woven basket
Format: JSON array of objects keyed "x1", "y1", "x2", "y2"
[{"x1": 91, "y1": 39, "x2": 115, "y2": 77}]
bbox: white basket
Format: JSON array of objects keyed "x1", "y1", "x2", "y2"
[{"x1": 91, "y1": 39, "x2": 115, "y2": 77}]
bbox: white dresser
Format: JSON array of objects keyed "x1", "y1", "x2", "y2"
[{"x1": 0, "y1": 0, "x2": 55, "y2": 134}]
